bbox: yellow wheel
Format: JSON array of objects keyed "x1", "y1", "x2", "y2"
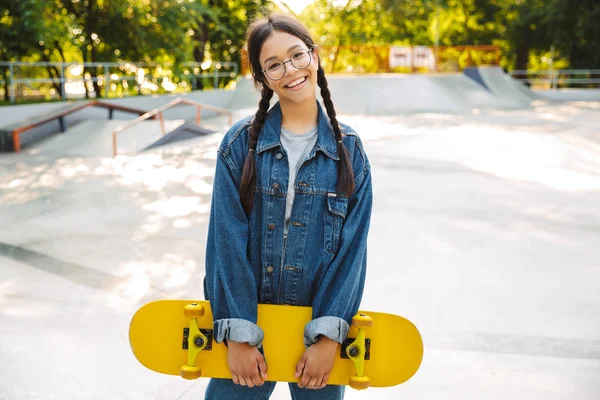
[
  {"x1": 349, "y1": 376, "x2": 370, "y2": 390},
  {"x1": 351, "y1": 313, "x2": 372, "y2": 328},
  {"x1": 184, "y1": 303, "x2": 205, "y2": 318},
  {"x1": 180, "y1": 365, "x2": 202, "y2": 380}
]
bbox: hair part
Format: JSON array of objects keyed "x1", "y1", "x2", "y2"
[{"x1": 240, "y1": 13, "x2": 354, "y2": 215}]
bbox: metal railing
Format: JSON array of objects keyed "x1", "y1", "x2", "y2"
[
  {"x1": 112, "y1": 97, "x2": 232, "y2": 157},
  {"x1": 241, "y1": 45, "x2": 501, "y2": 74},
  {"x1": 510, "y1": 69, "x2": 600, "y2": 89},
  {"x1": 1, "y1": 101, "x2": 152, "y2": 152},
  {"x1": 0, "y1": 61, "x2": 239, "y2": 103}
]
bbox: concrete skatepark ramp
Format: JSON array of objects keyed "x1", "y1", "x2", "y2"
[
  {"x1": 27, "y1": 119, "x2": 185, "y2": 157},
  {"x1": 142, "y1": 122, "x2": 215, "y2": 152},
  {"x1": 464, "y1": 66, "x2": 540, "y2": 106},
  {"x1": 1, "y1": 67, "x2": 599, "y2": 400},
  {"x1": 1, "y1": 68, "x2": 595, "y2": 156}
]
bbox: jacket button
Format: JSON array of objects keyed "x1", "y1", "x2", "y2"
[
  {"x1": 268, "y1": 223, "x2": 276, "y2": 230},
  {"x1": 266, "y1": 266, "x2": 274, "y2": 273},
  {"x1": 272, "y1": 182, "x2": 280, "y2": 190},
  {"x1": 276, "y1": 153, "x2": 283, "y2": 160}
]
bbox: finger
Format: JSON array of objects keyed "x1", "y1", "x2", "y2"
[
  {"x1": 298, "y1": 373, "x2": 310, "y2": 389},
  {"x1": 250, "y1": 373, "x2": 263, "y2": 387},
  {"x1": 258, "y1": 355, "x2": 268, "y2": 380},
  {"x1": 295, "y1": 354, "x2": 307, "y2": 378},
  {"x1": 246, "y1": 375, "x2": 255, "y2": 389},
  {"x1": 313, "y1": 376, "x2": 324, "y2": 390},
  {"x1": 231, "y1": 373, "x2": 240, "y2": 385},
  {"x1": 307, "y1": 376, "x2": 319, "y2": 389},
  {"x1": 320, "y1": 373, "x2": 330, "y2": 389}
]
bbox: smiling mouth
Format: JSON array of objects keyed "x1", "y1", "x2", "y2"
[{"x1": 285, "y1": 76, "x2": 307, "y2": 88}]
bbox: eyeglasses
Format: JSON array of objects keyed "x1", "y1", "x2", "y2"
[{"x1": 261, "y1": 48, "x2": 314, "y2": 81}]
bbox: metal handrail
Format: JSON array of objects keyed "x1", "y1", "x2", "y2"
[
  {"x1": 509, "y1": 69, "x2": 600, "y2": 89},
  {"x1": 511, "y1": 69, "x2": 600, "y2": 74},
  {"x1": 4, "y1": 100, "x2": 153, "y2": 152},
  {"x1": 0, "y1": 60, "x2": 239, "y2": 103},
  {"x1": 112, "y1": 97, "x2": 232, "y2": 157}
]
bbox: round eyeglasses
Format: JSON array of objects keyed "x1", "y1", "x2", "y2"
[{"x1": 261, "y1": 48, "x2": 315, "y2": 81}]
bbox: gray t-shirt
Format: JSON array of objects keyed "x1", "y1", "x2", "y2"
[{"x1": 280, "y1": 125, "x2": 318, "y2": 234}]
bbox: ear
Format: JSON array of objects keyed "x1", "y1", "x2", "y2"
[{"x1": 313, "y1": 48, "x2": 319, "y2": 64}]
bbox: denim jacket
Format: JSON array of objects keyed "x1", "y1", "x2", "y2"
[{"x1": 204, "y1": 100, "x2": 372, "y2": 348}]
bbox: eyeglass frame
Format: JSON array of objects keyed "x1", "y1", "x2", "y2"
[{"x1": 260, "y1": 47, "x2": 316, "y2": 81}]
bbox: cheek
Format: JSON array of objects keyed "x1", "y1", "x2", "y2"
[{"x1": 310, "y1": 64, "x2": 319, "y2": 81}]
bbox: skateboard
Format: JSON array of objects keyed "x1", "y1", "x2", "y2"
[{"x1": 129, "y1": 300, "x2": 423, "y2": 390}]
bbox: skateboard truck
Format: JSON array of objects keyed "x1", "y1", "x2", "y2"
[
  {"x1": 180, "y1": 303, "x2": 211, "y2": 380},
  {"x1": 344, "y1": 313, "x2": 373, "y2": 390}
]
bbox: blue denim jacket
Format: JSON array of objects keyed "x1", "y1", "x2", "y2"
[{"x1": 204, "y1": 100, "x2": 372, "y2": 348}]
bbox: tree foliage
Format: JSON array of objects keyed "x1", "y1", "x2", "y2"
[
  {"x1": 300, "y1": 0, "x2": 599, "y2": 70},
  {"x1": 1, "y1": 0, "x2": 268, "y2": 98},
  {"x1": 0, "y1": 0, "x2": 597, "y2": 100}
]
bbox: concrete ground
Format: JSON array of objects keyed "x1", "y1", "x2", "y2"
[{"x1": 0, "y1": 75, "x2": 599, "y2": 399}]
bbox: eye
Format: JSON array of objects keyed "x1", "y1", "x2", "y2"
[
  {"x1": 292, "y1": 51, "x2": 306, "y2": 59},
  {"x1": 266, "y1": 62, "x2": 281, "y2": 72}
]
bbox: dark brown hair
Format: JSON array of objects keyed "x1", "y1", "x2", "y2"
[{"x1": 240, "y1": 13, "x2": 354, "y2": 215}]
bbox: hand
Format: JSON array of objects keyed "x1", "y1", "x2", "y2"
[
  {"x1": 295, "y1": 336, "x2": 338, "y2": 389},
  {"x1": 227, "y1": 341, "x2": 268, "y2": 387}
]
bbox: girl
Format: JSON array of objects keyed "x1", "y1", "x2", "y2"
[{"x1": 204, "y1": 13, "x2": 373, "y2": 400}]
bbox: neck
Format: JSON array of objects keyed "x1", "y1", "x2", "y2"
[{"x1": 280, "y1": 97, "x2": 318, "y2": 134}]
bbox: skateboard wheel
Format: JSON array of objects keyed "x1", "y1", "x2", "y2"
[
  {"x1": 180, "y1": 365, "x2": 202, "y2": 380},
  {"x1": 351, "y1": 314, "x2": 372, "y2": 328},
  {"x1": 349, "y1": 376, "x2": 370, "y2": 390},
  {"x1": 184, "y1": 303, "x2": 205, "y2": 318}
]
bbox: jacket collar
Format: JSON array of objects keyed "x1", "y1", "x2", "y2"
[{"x1": 255, "y1": 101, "x2": 339, "y2": 160}]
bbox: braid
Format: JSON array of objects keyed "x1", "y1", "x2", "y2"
[
  {"x1": 240, "y1": 86, "x2": 273, "y2": 215},
  {"x1": 317, "y1": 66, "x2": 355, "y2": 197}
]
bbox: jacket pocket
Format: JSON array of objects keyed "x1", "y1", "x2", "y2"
[{"x1": 324, "y1": 193, "x2": 348, "y2": 254}]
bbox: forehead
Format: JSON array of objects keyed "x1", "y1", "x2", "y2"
[{"x1": 260, "y1": 31, "x2": 306, "y2": 64}]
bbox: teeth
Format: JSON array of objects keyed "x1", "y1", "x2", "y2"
[{"x1": 287, "y1": 77, "x2": 306, "y2": 88}]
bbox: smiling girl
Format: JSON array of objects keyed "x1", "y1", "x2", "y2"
[{"x1": 204, "y1": 13, "x2": 373, "y2": 399}]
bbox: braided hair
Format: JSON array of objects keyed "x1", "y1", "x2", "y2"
[{"x1": 241, "y1": 13, "x2": 354, "y2": 215}]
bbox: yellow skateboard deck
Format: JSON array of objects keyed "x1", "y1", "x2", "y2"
[{"x1": 129, "y1": 300, "x2": 423, "y2": 389}]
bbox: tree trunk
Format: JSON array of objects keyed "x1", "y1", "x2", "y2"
[
  {"x1": 85, "y1": 0, "x2": 101, "y2": 98},
  {"x1": 82, "y1": 47, "x2": 91, "y2": 100},
  {"x1": 458, "y1": 0, "x2": 473, "y2": 45},
  {"x1": 2, "y1": 68, "x2": 8, "y2": 102},
  {"x1": 0, "y1": 54, "x2": 8, "y2": 102},
  {"x1": 330, "y1": 0, "x2": 354, "y2": 73},
  {"x1": 192, "y1": 22, "x2": 210, "y2": 91},
  {"x1": 39, "y1": 46, "x2": 63, "y2": 97},
  {"x1": 515, "y1": 33, "x2": 531, "y2": 71},
  {"x1": 89, "y1": 40, "x2": 102, "y2": 98}
]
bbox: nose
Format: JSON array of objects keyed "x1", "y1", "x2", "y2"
[{"x1": 282, "y1": 60, "x2": 298, "y2": 77}]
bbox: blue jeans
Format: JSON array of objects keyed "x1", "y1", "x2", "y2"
[{"x1": 205, "y1": 378, "x2": 345, "y2": 399}]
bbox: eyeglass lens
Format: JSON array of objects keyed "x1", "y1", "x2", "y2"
[{"x1": 264, "y1": 50, "x2": 312, "y2": 80}]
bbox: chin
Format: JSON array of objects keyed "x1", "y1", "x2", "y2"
[
  {"x1": 281, "y1": 83, "x2": 318, "y2": 105},
  {"x1": 285, "y1": 93, "x2": 314, "y2": 104}
]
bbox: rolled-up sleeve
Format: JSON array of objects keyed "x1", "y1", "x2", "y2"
[
  {"x1": 205, "y1": 136, "x2": 263, "y2": 346},
  {"x1": 304, "y1": 149, "x2": 373, "y2": 346}
]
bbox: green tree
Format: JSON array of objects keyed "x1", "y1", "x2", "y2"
[
  {"x1": 544, "y1": 0, "x2": 600, "y2": 69},
  {"x1": 0, "y1": 0, "x2": 70, "y2": 100}
]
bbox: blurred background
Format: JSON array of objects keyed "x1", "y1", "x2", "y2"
[
  {"x1": 1, "y1": 0, "x2": 598, "y2": 103},
  {"x1": 0, "y1": 2, "x2": 599, "y2": 400}
]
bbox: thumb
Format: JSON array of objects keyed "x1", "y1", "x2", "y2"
[
  {"x1": 258, "y1": 354, "x2": 268, "y2": 380},
  {"x1": 295, "y1": 353, "x2": 307, "y2": 378}
]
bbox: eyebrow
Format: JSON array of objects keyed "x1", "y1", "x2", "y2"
[{"x1": 263, "y1": 45, "x2": 305, "y2": 64}]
